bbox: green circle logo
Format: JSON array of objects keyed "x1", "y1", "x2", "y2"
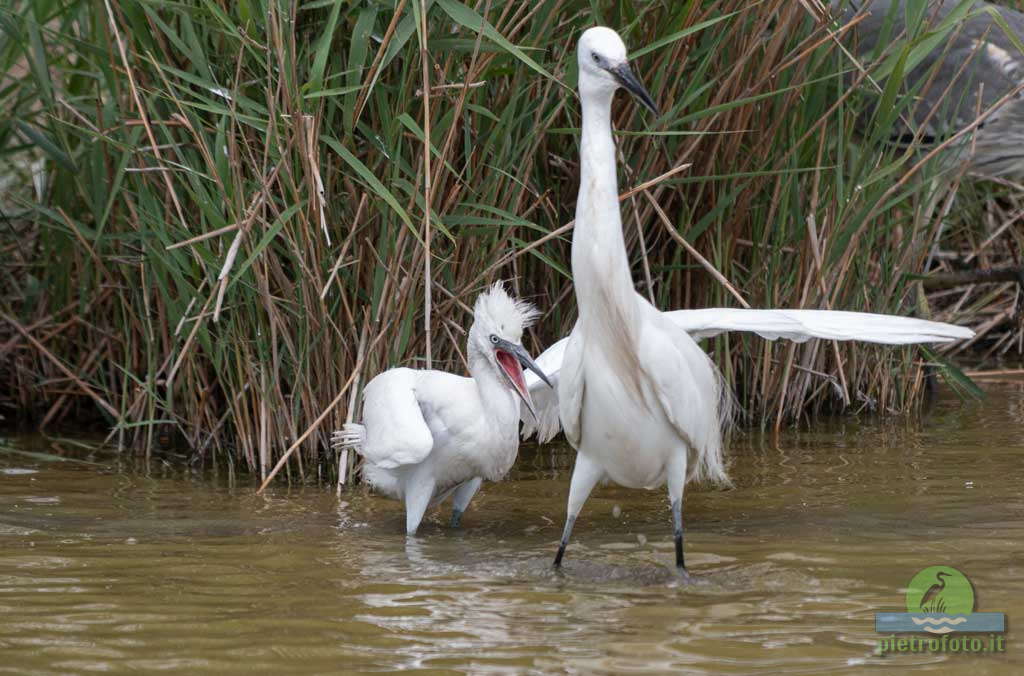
[{"x1": 906, "y1": 566, "x2": 975, "y2": 615}]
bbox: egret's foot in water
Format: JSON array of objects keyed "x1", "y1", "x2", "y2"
[
  {"x1": 551, "y1": 555, "x2": 569, "y2": 578},
  {"x1": 672, "y1": 502, "x2": 692, "y2": 584},
  {"x1": 450, "y1": 509, "x2": 463, "y2": 528},
  {"x1": 553, "y1": 543, "x2": 567, "y2": 568}
]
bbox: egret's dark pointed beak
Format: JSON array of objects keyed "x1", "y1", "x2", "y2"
[
  {"x1": 493, "y1": 339, "x2": 552, "y2": 422},
  {"x1": 510, "y1": 342, "x2": 553, "y2": 389},
  {"x1": 610, "y1": 62, "x2": 658, "y2": 115}
]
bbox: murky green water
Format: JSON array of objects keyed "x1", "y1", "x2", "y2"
[{"x1": 1, "y1": 384, "x2": 1022, "y2": 674}]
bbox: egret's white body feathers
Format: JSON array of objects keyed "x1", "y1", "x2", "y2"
[
  {"x1": 332, "y1": 282, "x2": 543, "y2": 534},
  {"x1": 353, "y1": 368, "x2": 519, "y2": 491}
]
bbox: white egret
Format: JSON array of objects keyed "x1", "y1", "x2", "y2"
[
  {"x1": 332, "y1": 282, "x2": 552, "y2": 534},
  {"x1": 524, "y1": 27, "x2": 974, "y2": 573}
]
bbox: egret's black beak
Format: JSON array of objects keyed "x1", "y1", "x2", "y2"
[
  {"x1": 509, "y1": 342, "x2": 553, "y2": 389},
  {"x1": 610, "y1": 62, "x2": 658, "y2": 115}
]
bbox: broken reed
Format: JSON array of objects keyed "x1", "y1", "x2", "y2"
[{"x1": 0, "y1": 0, "x2": 984, "y2": 481}]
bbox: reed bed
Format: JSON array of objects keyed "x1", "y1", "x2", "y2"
[{"x1": 0, "y1": 0, "x2": 1010, "y2": 482}]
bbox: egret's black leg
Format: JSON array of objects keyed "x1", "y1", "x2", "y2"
[
  {"x1": 554, "y1": 454, "x2": 603, "y2": 569},
  {"x1": 449, "y1": 477, "x2": 481, "y2": 529},
  {"x1": 671, "y1": 498, "x2": 686, "y2": 571},
  {"x1": 450, "y1": 509, "x2": 463, "y2": 528},
  {"x1": 553, "y1": 515, "x2": 576, "y2": 567}
]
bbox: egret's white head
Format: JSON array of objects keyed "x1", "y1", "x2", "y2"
[
  {"x1": 576, "y1": 26, "x2": 657, "y2": 113},
  {"x1": 472, "y1": 281, "x2": 540, "y2": 343},
  {"x1": 468, "y1": 282, "x2": 551, "y2": 418}
]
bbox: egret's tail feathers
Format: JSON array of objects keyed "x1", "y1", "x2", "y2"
[
  {"x1": 361, "y1": 461, "x2": 401, "y2": 499},
  {"x1": 520, "y1": 400, "x2": 562, "y2": 444},
  {"x1": 330, "y1": 424, "x2": 366, "y2": 454},
  {"x1": 689, "y1": 356, "x2": 733, "y2": 488},
  {"x1": 691, "y1": 430, "x2": 731, "y2": 487}
]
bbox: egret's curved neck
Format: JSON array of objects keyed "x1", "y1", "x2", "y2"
[
  {"x1": 573, "y1": 83, "x2": 635, "y2": 325},
  {"x1": 468, "y1": 347, "x2": 518, "y2": 425}
]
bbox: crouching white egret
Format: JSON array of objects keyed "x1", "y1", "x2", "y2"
[{"x1": 333, "y1": 282, "x2": 552, "y2": 534}]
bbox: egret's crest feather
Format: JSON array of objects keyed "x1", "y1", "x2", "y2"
[{"x1": 474, "y1": 282, "x2": 540, "y2": 340}]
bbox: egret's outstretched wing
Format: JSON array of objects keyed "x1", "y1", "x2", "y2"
[
  {"x1": 360, "y1": 368, "x2": 434, "y2": 469},
  {"x1": 520, "y1": 306, "x2": 973, "y2": 442},
  {"x1": 665, "y1": 308, "x2": 974, "y2": 344},
  {"x1": 521, "y1": 336, "x2": 569, "y2": 443}
]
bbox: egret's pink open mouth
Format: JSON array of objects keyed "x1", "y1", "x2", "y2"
[{"x1": 495, "y1": 349, "x2": 528, "y2": 398}]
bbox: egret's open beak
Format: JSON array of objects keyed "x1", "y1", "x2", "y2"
[
  {"x1": 493, "y1": 339, "x2": 552, "y2": 421},
  {"x1": 610, "y1": 62, "x2": 658, "y2": 115}
]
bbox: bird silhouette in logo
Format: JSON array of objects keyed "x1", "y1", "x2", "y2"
[{"x1": 919, "y1": 571, "x2": 951, "y2": 613}]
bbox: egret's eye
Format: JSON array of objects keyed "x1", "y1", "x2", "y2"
[
  {"x1": 592, "y1": 52, "x2": 600, "y2": 63},
  {"x1": 489, "y1": 334, "x2": 499, "y2": 344}
]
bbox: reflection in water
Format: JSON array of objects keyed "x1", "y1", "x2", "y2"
[{"x1": 0, "y1": 384, "x2": 1022, "y2": 673}]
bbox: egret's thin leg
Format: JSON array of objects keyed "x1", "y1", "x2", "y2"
[
  {"x1": 449, "y1": 477, "x2": 482, "y2": 527},
  {"x1": 429, "y1": 484, "x2": 459, "y2": 509},
  {"x1": 404, "y1": 470, "x2": 436, "y2": 535},
  {"x1": 671, "y1": 498, "x2": 685, "y2": 570},
  {"x1": 554, "y1": 453, "x2": 604, "y2": 567},
  {"x1": 667, "y1": 449, "x2": 688, "y2": 573}
]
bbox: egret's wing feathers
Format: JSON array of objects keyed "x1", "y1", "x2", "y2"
[
  {"x1": 557, "y1": 330, "x2": 586, "y2": 448},
  {"x1": 521, "y1": 336, "x2": 569, "y2": 443},
  {"x1": 359, "y1": 368, "x2": 434, "y2": 469},
  {"x1": 523, "y1": 336, "x2": 569, "y2": 392},
  {"x1": 665, "y1": 308, "x2": 974, "y2": 344}
]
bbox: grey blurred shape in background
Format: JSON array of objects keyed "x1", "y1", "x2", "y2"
[{"x1": 835, "y1": 0, "x2": 1024, "y2": 177}]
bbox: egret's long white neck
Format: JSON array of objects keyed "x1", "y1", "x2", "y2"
[
  {"x1": 468, "y1": 346, "x2": 519, "y2": 426},
  {"x1": 573, "y1": 82, "x2": 637, "y2": 331}
]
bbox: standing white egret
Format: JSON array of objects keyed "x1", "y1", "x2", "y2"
[
  {"x1": 527, "y1": 27, "x2": 975, "y2": 573},
  {"x1": 332, "y1": 282, "x2": 552, "y2": 534}
]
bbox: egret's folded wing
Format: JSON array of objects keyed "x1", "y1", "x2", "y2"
[
  {"x1": 521, "y1": 336, "x2": 568, "y2": 443},
  {"x1": 666, "y1": 308, "x2": 974, "y2": 344},
  {"x1": 360, "y1": 368, "x2": 434, "y2": 469},
  {"x1": 555, "y1": 330, "x2": 585, "y2": 448},
  {"x1": 638, "y1": 319, "x2": 729, "y2": 485}
]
